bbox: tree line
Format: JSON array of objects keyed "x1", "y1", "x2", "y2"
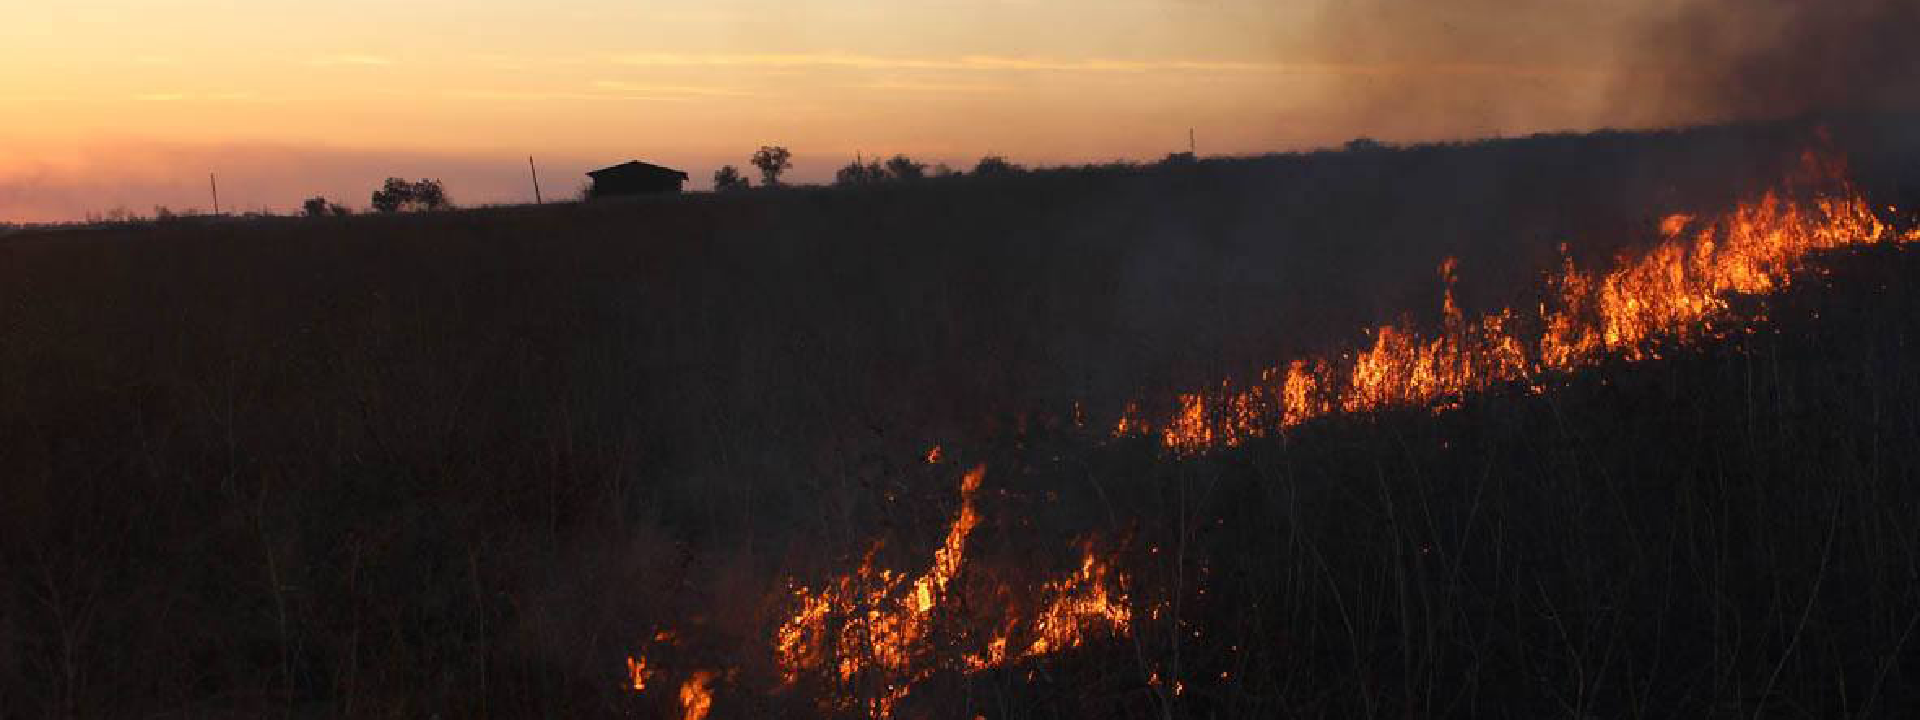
[
  {"x1": 709, "y1": 146, "x2": 1025, "y2": 191},
  {"x1": 100, "y1": 148, "x2": 1035, "y2": 223}
]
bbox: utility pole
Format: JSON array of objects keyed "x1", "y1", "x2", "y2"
[
  {"x1": 528, "y1": 156, "x2": 543, "y2": 205},
  {"x1": 209, "y1": 173, "x2": 221, "y2": 215},
  {"x1": 1188, "y1": 128, "x2": 1196, "y2": 156}
]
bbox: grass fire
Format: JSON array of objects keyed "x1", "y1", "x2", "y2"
[{"x1": 9, "y1": 2, "x2": 1920, "y2": 717}]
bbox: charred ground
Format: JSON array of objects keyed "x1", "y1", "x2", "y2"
[{"x1": 3, "y1": 120, "x2": 1919, "y2": 717}]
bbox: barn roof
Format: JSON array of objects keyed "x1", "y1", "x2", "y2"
[{"x1": 588, "y1": 161, "x2": 690, "y2": 180}]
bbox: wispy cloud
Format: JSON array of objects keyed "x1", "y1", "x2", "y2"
[
  {"x1": 442, "y1": 89, "x2": 706, "y2": 103},
  {"x1": 589, "y1": 80, "x2": 751, "y2": 97},
  {"x1": 855, "y1": 79, "x2": 1012, "y2": 94},
  {"x1": 307, "y1": 54, "x2": 395, "y2": 68},
  {"x1": 606, "y1": 52, "x2": 1285, "y2": 72},
  {"x1": 604, "y1": 52, "x2": 1609, "y2": 80},
  {"x1": 439, "y1": 80, "x2": 751, "y2": 104},
  {"x1": 133, "y1": 92, "x2": 267, "y2": 102}
]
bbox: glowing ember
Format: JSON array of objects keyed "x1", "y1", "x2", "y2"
[{"x1": 1125, "y1": 148, "x2": 1913, "y2": 452}]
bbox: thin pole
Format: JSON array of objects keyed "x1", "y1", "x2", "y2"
[
  {"x1": 209, "y1": 173, "x2": 221, "y2": 215},
  {"x1": 528, "y1": 156, "x2": 543, "y2": 205},
  {"x1": 1188, "y1": 128, "x2": 1195, "y2": 156}
]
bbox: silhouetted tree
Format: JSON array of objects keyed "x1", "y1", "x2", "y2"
[
  {"x1": 370, "y1": 178, "x2": 450, "y2": 213},
  {"x1": 414, "y1": 179, "x2": 449, "y2": 210},
  {"x1": 972, "y1": 155, "x2": 1023, "y2": 177},
  {"x1": 750, "y1": 146, "x2": 792, "y2": 187},
  {"x1": 834, "y1": 158, "x2": 886, "y2": 186},
  {"x1": 305, "y1": 197, "x2": 352, "y2": 217},
  {"x1": 371, "y1": 178, "x2": 412, "y2": 213},
  {"x1": 712, "y1": 165, "x2": 751, "y2": 191},
  {"x1": 1345, "y1": 138, "x2": 1387, "y2": 152},
  {"x1": 883, "y1": 155, "x2": 926, "y2": 181}
]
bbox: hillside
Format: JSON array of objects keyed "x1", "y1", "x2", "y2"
[{"x1": 3, "y1": 121, "x2": 1919, "y2": 717}]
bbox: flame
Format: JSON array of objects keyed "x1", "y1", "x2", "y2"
[
  {"x1": 627, "y1": 145, "x2": 1916, "y2": 716},
  {"x1": 626, "y1": 655, "x2": 649, "y2": 692},
  {"x1": 679, "y1": 671, "x2": 716, "y2": 720},
  {"x1": 1023, "y1": 548, "x2": 1131, "y2": 657},
  {"x1": 773, "y1": 465, "x2": 1131, "y2": 716},
  {"x1": 1130, "y1": 148, "x2": 1911, "y2": 453},
  {"x1": 774, "y1": 465, "x2": 987, "y2": 714}
]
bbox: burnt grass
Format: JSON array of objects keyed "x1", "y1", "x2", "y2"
[{"x1": 4, "y1": 121, "x2": 1920, "y2": 718}]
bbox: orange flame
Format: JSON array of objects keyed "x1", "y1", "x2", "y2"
[
  {"x1": 774, "y1": 465, "x2": 987, "y2": 714},
  {"x1": 626, "y1": 655, "x2": 649, "y2": 692},
  {"x1": 628, "y1": 145, "x2": 1915, "y2": 717},
  {"x1": 1135, "y1": 148, "x2": 1910, "y2": 453},
  {"x1": 774, "y1": 465, "x2": 1130, "y2": 716},
  {"x1": 1023, "y1": 548, "x2": 1131, "y2": 658},
  {"x1": 679, "y1": 671, "x2": 716, "y2": 720}
]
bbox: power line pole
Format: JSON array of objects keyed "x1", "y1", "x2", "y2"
[
  {"x1": 528, "y1": 156, "x2": 543, "y2": 205},
  {"x1": 209, "y1": 173, "x2": 221, "y2": 215},
  {"x1": 1189, "y1": 128, "x2": 1196, "y2": 156}
]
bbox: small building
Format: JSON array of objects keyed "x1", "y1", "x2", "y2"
[{"x1": 586, "y1": 161, "x2": 690, "y2": 199}]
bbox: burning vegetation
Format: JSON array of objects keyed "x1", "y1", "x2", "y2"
[
  {"x1": 11, "y1": 122, "x2": 1920, "y2": 718},
  {"x1": 613, "y1": 141, "x2": 1920, "y2": 717},
  {"x1": 630, "y1": 465, "x2": 1132, "y2": 717},
  {"x1": 1123, "y1": 147, "x2": 1918, "y2": 454}
]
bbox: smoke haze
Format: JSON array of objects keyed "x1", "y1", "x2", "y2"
[
  {"x1": 1625, "y1": 0, "x2": 1920, "y2": 123},
  {"x1": 1299, "y1": 0, "x2": 1920, "y2": 137}
]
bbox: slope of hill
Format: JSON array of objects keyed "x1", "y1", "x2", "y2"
[{"x1": 2, "y1": 121, "x2": 1916, "y2": 717}]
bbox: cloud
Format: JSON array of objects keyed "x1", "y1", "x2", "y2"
[
  {"x1": 855, "y1": 79, "x2": 1012, "y2": 94},
  {"x1": 604, "y1": 52, "x2": 1608, "y2": 79},
  {"x1": 437, "y1": 80, "x2": 750, "y2": 105},
  {"x1": 588, "y1": 80, "x2": 751, "y2": 97},
  {"x1": 307, "y1": 54, "x2": 395, "y2": 68},
  {"x1": 605, "y1": 52, "x2": 1266, "y2": 73},
  {"x1": 133, "y1": 92, "x2": 266, "y2": 103}
]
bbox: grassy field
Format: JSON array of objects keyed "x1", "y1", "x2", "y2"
[{"x1": 3, "y1": 120, "x2": 1918, "y2": 717}]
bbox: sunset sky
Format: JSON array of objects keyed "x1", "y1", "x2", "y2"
[{"x1": 0, "y1": 1, "x2": 1676, "y2": 222}]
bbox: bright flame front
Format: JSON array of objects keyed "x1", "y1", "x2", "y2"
[{"x1": 1136, "y1": 149, "x2": 1916, "y2": 453}]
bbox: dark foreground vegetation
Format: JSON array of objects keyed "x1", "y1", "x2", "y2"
[{"x1": 4, "y1": 119, "x2": 1920, "y2": 717}]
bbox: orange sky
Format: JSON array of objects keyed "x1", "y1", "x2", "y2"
[{"x1": 0, "y1": 1, "x2": 1676, "y2": 222}]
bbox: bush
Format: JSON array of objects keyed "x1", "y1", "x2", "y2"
[
  {"x1": 883, "y1": 155, "x2": 926, "y2": 181},
  {"x1": 834, "y1": 159, "x2": 886, "y2": 186},
  {"x1": 972, "y1": 155, "x2": 1023, "y2": 177}
]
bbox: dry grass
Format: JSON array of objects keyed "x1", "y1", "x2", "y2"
[{"x1": 1, "y1": 120, "x2": 1916, "y2": 717}]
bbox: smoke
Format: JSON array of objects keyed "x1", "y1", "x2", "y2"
[
  {"x1": 1297, "y1": 0, "x2": 1920, "y2": 141},
  {"x1": 1625, "y1": 0, "x2": 1920, "y2": 124}
]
